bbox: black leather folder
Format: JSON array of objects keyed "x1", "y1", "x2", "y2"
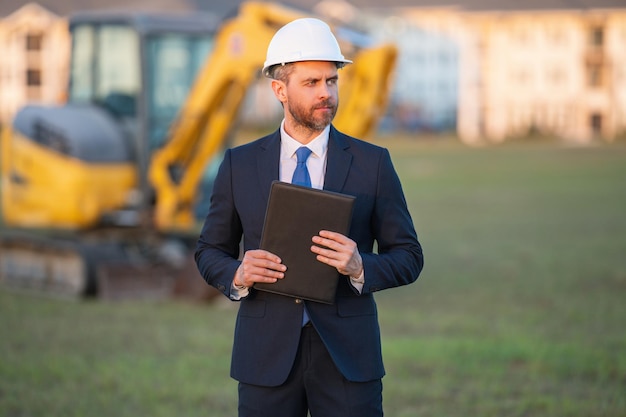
[{"x1": 254, "y1": 181, "x2": 355, "y2": 304}]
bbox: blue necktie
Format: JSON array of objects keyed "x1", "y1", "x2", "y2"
[
  {"x1": 291, "y1": 146, "x2": 312, "y2": 325},
  {"x1": 292, "y1": 147, "x2": 312, "y2": 187}
]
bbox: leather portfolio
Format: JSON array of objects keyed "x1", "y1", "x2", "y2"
[{"x1": 254, "y1": 181, "x2": 355, "y2": 304}]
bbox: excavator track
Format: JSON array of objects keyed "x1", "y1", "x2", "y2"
[
  {"x1": 0, "y1": 234, "x2": 92, "y2": 299},
  {"x1": 0, "y1": 231, "x2": 219, "y2": 302}
]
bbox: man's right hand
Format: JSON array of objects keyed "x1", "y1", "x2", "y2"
[{"x1": 233, "y1": 249, "x2": 286, "y2": 288}]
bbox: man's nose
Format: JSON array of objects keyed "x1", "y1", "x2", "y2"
[{"x1": 318, "y1": 82, "x2": 332, "y2": 99}]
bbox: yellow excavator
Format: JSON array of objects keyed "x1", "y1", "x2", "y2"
[{"x1": 0, "y1": 1, "x2": 397, "y2": 301}]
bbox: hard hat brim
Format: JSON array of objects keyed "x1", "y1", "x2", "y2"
[{"x1": 262, "y1": 58, "x2": 353, "y2": 78}]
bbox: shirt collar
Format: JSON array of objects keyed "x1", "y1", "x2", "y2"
[{"x1": 280, "y1": 120, "x2": 329, "y2": 160}]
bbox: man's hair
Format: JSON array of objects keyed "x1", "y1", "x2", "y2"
[{"x1": 268, "y1": 63, "x2": 296, "y2": 83}]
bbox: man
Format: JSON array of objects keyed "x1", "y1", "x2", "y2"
[{"x1": 195, "y1": 17, "x2": 423, "y2": 417}]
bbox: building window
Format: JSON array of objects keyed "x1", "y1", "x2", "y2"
[
  {"x1": 26, "y1": 33, "x2": 43, "y2": 51},
  {"x1": 590, "y1": 26, "x2": 604, "y2": 48},
  {"x1": 27, "y1": 69, "x2": 41, "y2": 86},
  {"x1": 587, "y1": 65, "x2": 603, "y2": 88},
  {"x1": 549, "y1": 28, "x2": 565, "y2": 44},
  {"x1": 514, "y1": 70, "x2": 530, "y2": 85},
  {"x1": 549, "y1": 68, "x2": 565, "y2": 85},
  {"x1": 590, "y1": 113, "x2": 602, "y2": 135},
  {"x1": 515, "y1": 27, "x2": 529, "y2": 44}
]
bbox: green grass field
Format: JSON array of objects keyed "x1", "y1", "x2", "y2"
[{"x1": 1, "y1": 137, "x2": 625, "y2": 416}]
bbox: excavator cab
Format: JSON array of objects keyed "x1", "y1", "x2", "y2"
[
  {"x1": 1, "y1": 12, "x2": 217, "y2": 230},
  {"x1": 68, "y1": 12, "x2": 216, "y2": 154}
]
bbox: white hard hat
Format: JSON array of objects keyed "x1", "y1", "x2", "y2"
[{"x1": 263, "y1": 17, "x2": 352, "y2": 78}]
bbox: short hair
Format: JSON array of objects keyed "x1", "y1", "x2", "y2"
[{"x1": 268, "y1": 63, "x2": 296, "y2": 83}]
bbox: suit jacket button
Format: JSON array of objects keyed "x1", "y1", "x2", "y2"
[
  {"x1": 294, "y1": 298, "x2": 303, "y2": 304},
  {"x1": 217, "y1": 284, "x2": 226, "y2": 292}
]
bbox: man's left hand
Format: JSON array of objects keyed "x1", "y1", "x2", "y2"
[{"x1": 311, "y1": 230, "x2": 363, "y2": 277}]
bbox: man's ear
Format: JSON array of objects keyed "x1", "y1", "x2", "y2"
[{"x1": 271, "y1": 79, "x2": 287, "y2": 104}]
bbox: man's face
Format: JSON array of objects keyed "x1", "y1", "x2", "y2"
[{"x1": 279, "y1": 61, "x2": 339, "y2": 133}]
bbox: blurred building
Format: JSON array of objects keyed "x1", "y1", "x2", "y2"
[
  {"x1": 356, "y1": 7, "x2": 463, "y2": 134},
  {"x1": 323, "y1": 1, "x2": 626, "y2": 144},
  {"x1": 456, "y1": 7, "x2": 626, "y2": 144},
  {"x1": 1, "y1": 0, "x2": 625, "y2": 144},
  {"x1": 0, "y1": 3, "x2": 69, "y2": 125},
  {"x1": 365, "y1": 13, "x2": 460, "y2": 133}
]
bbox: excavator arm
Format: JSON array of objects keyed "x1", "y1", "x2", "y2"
[
  {"x1": 148, "y1": 2, "x2": 305, "y2": 231},
  {"x1": 148, "y1": 1, "x2": 398, "y2": 232},
  {"x1": 333, "y1": 44, "x2": 397, "y2": 139}
]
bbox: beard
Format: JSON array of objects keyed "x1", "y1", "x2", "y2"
[{"x1": 287, "y1": 98, "x2": 338, "y2": 132}]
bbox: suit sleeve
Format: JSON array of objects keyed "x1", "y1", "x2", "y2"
[
  {"x1": 359, "y1": 148, "x2": 424, "y2": 294},
  {"x1": 195, "y1": 149, "x2": 243, "y2": 299}
]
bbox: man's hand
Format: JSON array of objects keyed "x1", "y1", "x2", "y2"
[
  {"x1": 234, "y1": 250, "x2": 286, "y2": 288},
  {"x1": 311, "y1": 230, "x2": 363, "y2": 278}
]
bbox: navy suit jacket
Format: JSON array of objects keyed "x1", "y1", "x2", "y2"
[{"x1": 195, "y1": 126, "x2": 423, "y2": 387}]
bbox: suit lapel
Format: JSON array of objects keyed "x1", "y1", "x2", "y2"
[
  {"x1": 257, "y1": 129, "x2": 281, "y2": 206},
  {"x1": 324, "y1": 126, "x2": 352, "y2": 193}
]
